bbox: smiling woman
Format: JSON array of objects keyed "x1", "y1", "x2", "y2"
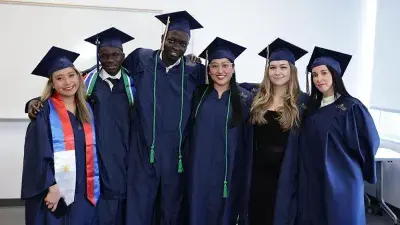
[
  {"x1": 38, "y1": 50, "x2": 90, "y2": 123},
  {"x1": 268, "y1": 60, "x2": 291, "y2": 87},
  {"x1": 50, "y1": 68, "x2": 79, "y2": 96},
  {"x1": 294, "y1": 46, "x2": 380, "y2": 225},
  {"x1": 248, "y1": 38, "x2": 308, "y2": 225},
  {"x1": 208, "y1": 58, "x2": 234, "y2": 94},
  {"x1": 187, "y1": 37, "x2": 253, "y2": 225},
  {"x1": 21, "y1": 46, "x2": 99, "y2": 225}
]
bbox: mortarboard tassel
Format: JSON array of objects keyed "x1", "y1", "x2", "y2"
[
  {"x1": 263, "y1": 46, "x2": 270, "y2": 81},
  {"x1": 205, "y1": 50, "x2": 209, "y2": 84},
  {"x1": 178, "y1": 155, "x2": 183, "y2": 173},
  {"x1": 306, "y1": 69, "x2": 310, "y2": 95},
  {"x1": 223, "y1": 180, "x2": 228, "y2": 198},
  {"x1": 95, "y1": 37, "x2": 100, "y2": 73},
  {"x1": 150, "y1": 146, "x2": 155, "y2": 163},
  {"x1": 160, "y1": 16, "x2": 171, "y2": 52}
]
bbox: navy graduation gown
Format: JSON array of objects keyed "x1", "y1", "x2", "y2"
[
  {"x1": 237, "y1": 83, "x2": 310, "y2": 225},
  {"x1": 272, "y1": 93, "x2": 309, "y2": 225},
  {"x1": 21, "y1": 100, "x2": 96, "y2": 225},
  {"x1": 187, "y1": 85, "x2": 253, "y2": 225},
  {"x1": 123, "y1": 48, "x2": 205, "y2": 225},
  {"x1": 23, "y1": 70, "x2": 133, "y2": 224},
  {"x1": 295, "y1": 96, "x2": 379, "y2": 225},
  {"x1": 86, "y1": 71, "x2": 132, "y2": 225}
]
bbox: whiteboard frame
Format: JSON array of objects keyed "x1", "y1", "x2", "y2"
[
  {"x1": 1, "y1": 0, "x2": 163, "y2": 14},
  {"x1": 0, "y1": 0, "x2": 164, "y2": 119}
]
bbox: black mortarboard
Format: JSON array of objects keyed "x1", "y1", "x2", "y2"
[{"x1": 31, "y1": 46, "x2": 79, "y2": 78}]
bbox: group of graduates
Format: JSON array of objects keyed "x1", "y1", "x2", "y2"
[{"x1": 20, "y1": 10, "x2": 380, "y2": 225}]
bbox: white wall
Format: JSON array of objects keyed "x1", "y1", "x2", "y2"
[
  {"x1": 370, "y1": 0, "x2": 400, "y2": 112},
  {"x1": 3, "y1": 0, "x2": 397, "y2": 207},
  {"x1": 0, "y1": 1, "x2": 163, "y2": 119},
  {"x1": 0, "y1": 119, "x2": 29, "y2": 198},
  {"x1": 5, "y1": 0, "x2": 368, "y2": 98}
]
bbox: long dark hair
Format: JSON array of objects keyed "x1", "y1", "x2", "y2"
[
  {"x1": 305, "y1": 65, "x2": 352, "y2": 116},
  {"x1": 206, "y1": 62, "x2": 244, "y2": 127}
]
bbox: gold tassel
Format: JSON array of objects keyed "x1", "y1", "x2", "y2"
[
  {"x1": 160, "y1": 16, "x2": 170, "y2": 51},
  {"x1": 306, "y1": 69, "x2": 310, "y2": 95},
  {"x1": 205, "y1": 50, "x2": 209, "y2": 84}
]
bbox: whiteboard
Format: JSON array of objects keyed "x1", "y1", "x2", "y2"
[{"x1": 0, "y1": 1, "x2": 163, "y2": 119}]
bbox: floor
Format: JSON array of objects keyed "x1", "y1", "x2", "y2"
[{"x1": 0, "y1": 206, "x2": 396, "y2": 225}]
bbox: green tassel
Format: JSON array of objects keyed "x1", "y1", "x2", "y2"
[
  {"x1": 223, "y1": 181, "x2": 228, "y2": 198},
  {"x1": 177, "y1": 157, "x2": 184, "y2": 173},
  {"x1": 150, "y1": 147, "x2": 155, "y2": 164}
]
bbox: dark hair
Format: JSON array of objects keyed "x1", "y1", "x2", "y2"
[
  {"x1": 206, "y1": 62, "x2": 244, "y2": 127},
  {"x1": 305, "y1": 65, "x2": 352, "y2": 116}
]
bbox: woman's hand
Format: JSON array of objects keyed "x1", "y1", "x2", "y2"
[{"x1": 44, "y1": 184, "x2": 61, "y2": 212}]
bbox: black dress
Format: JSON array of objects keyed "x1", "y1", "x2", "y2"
[{"x1": 249, "y1": 111, "x2": 290, "y2": 225}]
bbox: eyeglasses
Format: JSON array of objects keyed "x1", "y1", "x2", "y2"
[{"x1": 209, "y1": 62, "x2": 233, "y2": 70}]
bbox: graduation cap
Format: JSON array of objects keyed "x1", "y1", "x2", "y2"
[
  {"x1": 199, "y1": 37, "x2": 246, "y2": 62},
  {"x1": 31, "y1": 46, "x2": 79, "y2": 78},
  {"x1": 155, "y1": 10, "x2": 203, "y2": 37},
  {"x1": 259, "y1": 38, "x2": 308, "y2": 65},
  {"x1": 84, "y1": 27, "x2": 134, "y2": 50},
  {"x1": 307, "y1": 46, "x2": 352, "y2": 76},
  {"x1": 156, "y1": 11, "x2": 203, "y2": 51},
  {"x1": 84, "y1": 27, "x2": 134, "y2": 72},
  {"x1": 199, "y1": 37, "x2": 246, "y2": 84}
]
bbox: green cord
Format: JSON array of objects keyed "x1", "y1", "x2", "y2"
[
  {"x1": 177, "y1": 58, "x2": 185, "y2": 173},
  {"x1": 150, "y1": 52, "x2": 159, "y2": 164},
  {"x1": 151, "y1": 51, "x2": 185, "y2": 173},
  {"x1": 195, "y1": 86, "x2": 209, "y2": 118},
  {"x1": 223, "y1": 90, "x2": 231, "y2": 198},
  {"x1": 195, "y1": 87, "x2": 231, "y2": 198}
]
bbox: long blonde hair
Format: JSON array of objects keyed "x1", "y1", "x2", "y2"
[
  {"x1": 40, "y1": 67, "x2": 91, "y2": 123},
  {"x1": 250, "y1": 62, "x2": 300, "y2": 130}
]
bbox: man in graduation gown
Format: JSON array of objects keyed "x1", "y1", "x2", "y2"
[
  {"x1": 122, "y1": 11, "x2": 205, "y2": 225},
  {"x1": 82, "y1": 27, "x2": 135, "y2": 225},
  {"x1": 25, "y1": 27, "x2": 135, "y2": 225}
]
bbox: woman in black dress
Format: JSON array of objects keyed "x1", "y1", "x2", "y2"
[{"x1": 246, "y1": 38, "x2": 308, "y2": 225}]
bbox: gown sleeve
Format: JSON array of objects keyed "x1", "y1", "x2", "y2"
[
  {"x1": 122, "y1": 48, "x2": 141, "y2": 75},
  {"x1": 273, "y1": 93, "x2": 309, "y2": 225},
  {"x1": 240, "y1": 120, "x2": 253, "y2": 225},
  {"x1": 21, "y1": 103, "x2": 55, "y2": 199},
  {"x1": 24, "y1": 97, "x2": 41, "y2": 114},
  {"x1": 240, "y1": 93, "x2": 254, "y2": 225},
  {"x1": 345, "y1": 102, "x2": 380, "y2": 184}
]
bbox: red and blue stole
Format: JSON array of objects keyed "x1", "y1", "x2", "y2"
[{"x1": 48, "y1": 94, "x2": 100, "y2": 205}]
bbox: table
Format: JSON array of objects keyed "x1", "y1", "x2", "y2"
[{"x1": 369, "y1": 148, "x2": 400, "y2": 224}]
